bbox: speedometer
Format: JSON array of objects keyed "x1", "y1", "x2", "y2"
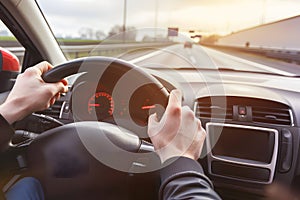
[
  {"x1": 129, "y1": 84, "x2": 168, "y2": 126},
  {"x1": 88, "y1": 92, "x2": 114, "y2": 121}
]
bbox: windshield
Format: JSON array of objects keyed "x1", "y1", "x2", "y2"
[{"x1": 37, "y1": 0, "x2": 300, "y2": 76}]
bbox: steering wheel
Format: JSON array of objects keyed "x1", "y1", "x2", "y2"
[{"x1": 26, "y1": 57, "x2": 169, "y2": 199}]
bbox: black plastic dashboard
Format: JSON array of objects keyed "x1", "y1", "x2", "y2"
[
  {"x1": 168, "y1": 69, "x2": 300, "y2": 199},
  {"x1": 32, "y1": 67, "x2": 300, "y2": 199}
]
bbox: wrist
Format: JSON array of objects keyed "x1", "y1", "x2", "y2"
[
  {"x1": 156, "y1": 146, "x2": 184, "y2": 163},
  {"x1": 156, "y1": 145, "x2": 198, "y2": 164},
  {"x1": 0, "y1": 98, "x2": 29, "y2": 124}
]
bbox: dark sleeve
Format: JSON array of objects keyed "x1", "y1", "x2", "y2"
[
  {"x1": 159, "y1": 157, "x2": 222, "y2": 200},
  {"x1": 0, "y1": 114, "x2": 14, "y2": 152}
]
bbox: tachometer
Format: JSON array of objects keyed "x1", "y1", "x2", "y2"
[{"x1": 88, "y1": 92, "x2": 114, "y2": 121}]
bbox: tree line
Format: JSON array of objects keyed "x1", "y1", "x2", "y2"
[{"x1": 78, "y1": 25, "x2": 136, "y2": 41}]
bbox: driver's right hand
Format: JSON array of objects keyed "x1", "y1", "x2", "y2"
[{"x1": 147, "y1": 89, "x2": 206, "y2": 163}]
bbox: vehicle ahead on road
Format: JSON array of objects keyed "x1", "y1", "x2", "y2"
[
  {"x1": 184, "y1": 41, "x2": 193, "y2": 48},
  {"x1": 1, "y1": 0, "x2": 300, "y2": 199}
]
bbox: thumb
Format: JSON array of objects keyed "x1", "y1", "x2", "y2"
[
  {"x1": 165, "y1": 89, "x2": 182, "y2": 114},
  {"x1": 148, "y1": 113, "x2": 159, "y2": 126}
]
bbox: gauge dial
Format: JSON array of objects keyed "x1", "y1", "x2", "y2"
[
  {"x1": 129, "y1": 84, "x2": 168, "y2": 127},
  {"x1": 88, "y1": 92, "x2": 114, "y2": 121}
]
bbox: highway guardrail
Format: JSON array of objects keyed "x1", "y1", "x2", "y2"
[
  {"x1": 6, "y1": 42, "x2": 174, "y2": 61},
  {"x1": 203, "y1": 44, "x2": 300, "y2": 63}
]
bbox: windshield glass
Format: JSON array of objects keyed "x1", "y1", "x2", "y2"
[{"x1": 37, "y1": 0, "x2": 300, "y2": 76}]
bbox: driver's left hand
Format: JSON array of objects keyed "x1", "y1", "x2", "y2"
[{"x1": 0, "y1": 61, "x2": 68, "y2": 124}]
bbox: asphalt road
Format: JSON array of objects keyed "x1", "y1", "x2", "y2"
[
  {"x1": 8, "y1": 41, "x2": 300, "y2": 77},
  {"x1": 120, "y1": 44, "x2": 300, "y2": 77}
]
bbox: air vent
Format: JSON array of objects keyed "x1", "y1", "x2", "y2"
[
  {"x1": 252, "y1": 105, "x2": 292, "y2": 126},
  {"x1": 195, "y1": 96, "x2": 293, "y2": 126},
  {"x1": 195, "y1": 97, "x2": 233, "y2": 120},
  {"x1": 35, "y1": 100, "x2": 64, "y2": 119}
]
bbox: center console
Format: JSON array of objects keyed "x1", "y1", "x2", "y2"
[{"x1": 206, "y1": 123, "x2": 278, "y2": 184}]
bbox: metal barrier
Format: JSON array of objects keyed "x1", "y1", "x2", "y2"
[
  {"x1": 6, "y1": 42, "x2": 174, "y2": 61},
  {"x1": 204, "y1": 44, "x2": 300, "y2": 63}
]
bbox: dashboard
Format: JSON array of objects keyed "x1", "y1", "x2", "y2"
[
  {"x1": 27, "y1": 64, "x2": 300, "y2": 199},
  {"x1": 184, "y1": 70, "x2": 300, "y2": 199}
]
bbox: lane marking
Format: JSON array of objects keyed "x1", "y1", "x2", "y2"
[
  {"x1": 190, "y1": 56, "x2": 197, "y2": 64},
  {"x1": 129, "y1": 48, "x2": 166, "y2": 64},
  {"x1": 203, "y1": 47, "x2": 295, "y2": 76}
]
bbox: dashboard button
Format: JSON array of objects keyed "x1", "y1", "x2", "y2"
[{"x1": 238, "y1": 106, "x2": 247, "y2": 115}]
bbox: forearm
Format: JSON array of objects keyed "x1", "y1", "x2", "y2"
[{"x1": 159, "y1": 157, "x2": 221, "y2": 200}]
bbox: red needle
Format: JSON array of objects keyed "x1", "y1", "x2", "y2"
[
  {"x1": 141, "y1": 105, "x2": 155, "y2": 110},
  {"x1": 89, "y1": 104, "x2": 100, "y2": 107}
]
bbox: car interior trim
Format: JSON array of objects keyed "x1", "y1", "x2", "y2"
[{"x1": 206, "y1": 122, "x2": 279, "y2": 184}]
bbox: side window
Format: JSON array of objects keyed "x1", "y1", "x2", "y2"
[
  {"x1": 0, "y1": 20, "x2": 24, "y2": 66},
  {"x1": 0, "y1": 20, "x2": 23, "y2": 93}
]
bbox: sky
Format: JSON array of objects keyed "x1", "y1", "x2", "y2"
[{"x1": 37, "y1": 0, "x2": 300, "y2": 38}]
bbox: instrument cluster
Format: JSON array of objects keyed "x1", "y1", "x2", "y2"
[{"x1": 71, "y1": 81, "x2": 165, "y2": 128}]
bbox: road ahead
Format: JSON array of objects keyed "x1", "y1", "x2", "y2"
[{"x1": 119, "y1": 44, "x2": 300, "y2": 77}]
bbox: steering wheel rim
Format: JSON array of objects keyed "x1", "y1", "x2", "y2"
[
  {"x1": 45, "y1": 56, "x2": 169, "y2": 135},
  {"x1": 26, "y1": 56, "x2": 168, "y2": 199},
  {"x1": 43, "y1": 56, "x2": 164, "y2": 85},
  {"x1": 40, "y1": 56, "x2": 169, "y2": 165}
]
